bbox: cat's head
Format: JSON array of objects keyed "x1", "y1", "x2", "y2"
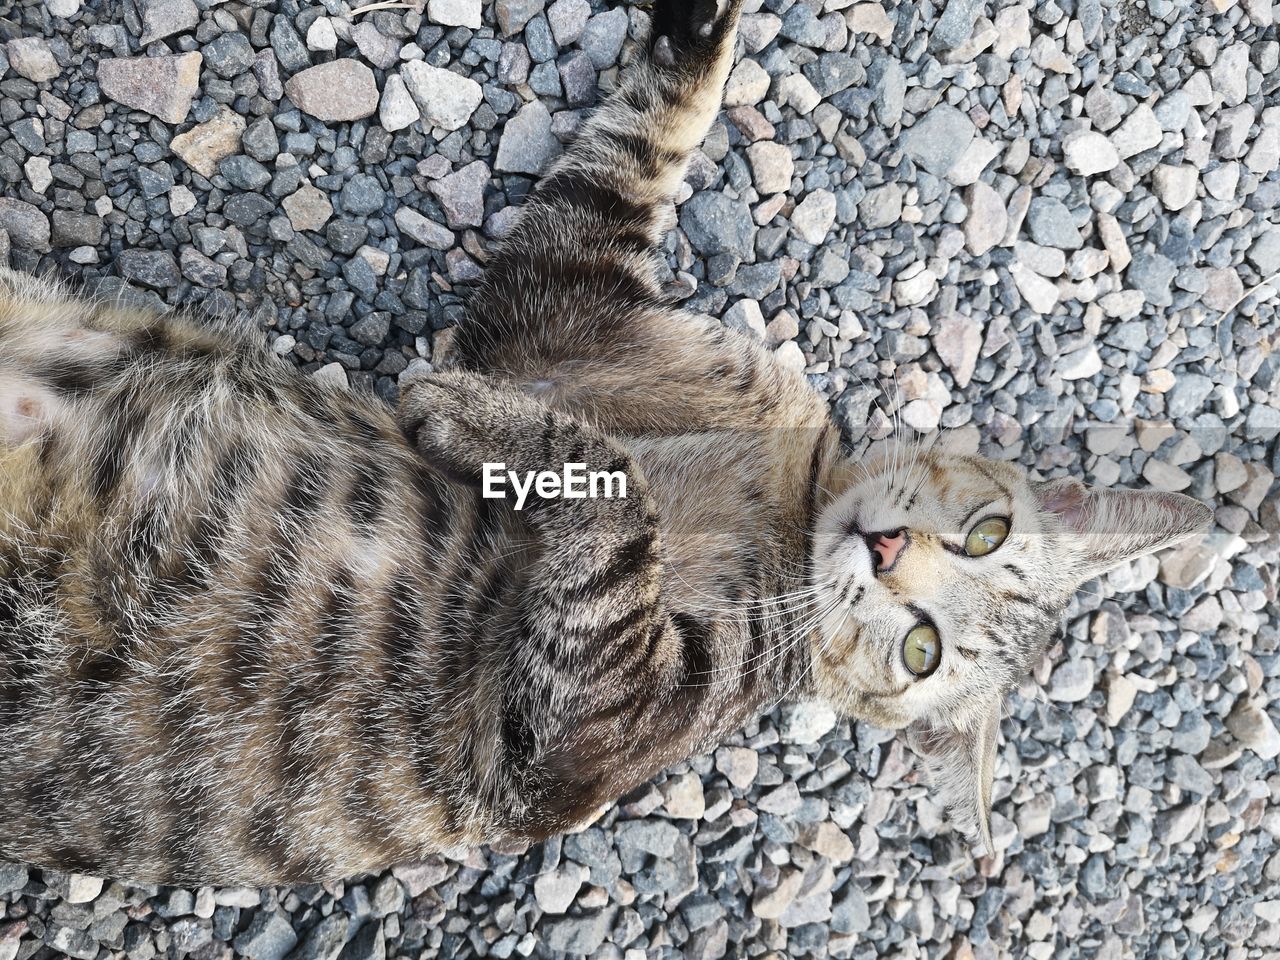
[{"x1": 809, "y1": 446, "x2": 1211, "y2": 850}]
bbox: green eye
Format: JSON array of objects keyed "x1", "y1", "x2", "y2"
[
  {"x1": 965, "y1": 517, "x2": 1010, "y2": 557},
  {"x1": 903, "y1": 624, "x2": 941, "y2": 677}
]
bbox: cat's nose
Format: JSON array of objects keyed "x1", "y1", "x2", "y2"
[{"x1": 864, "y1": 528, "x2": 908, "y2": 573}]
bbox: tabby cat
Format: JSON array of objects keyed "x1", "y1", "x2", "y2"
[{"x1": 0, "y1": 0, "x2": 1209, "y2": 886}]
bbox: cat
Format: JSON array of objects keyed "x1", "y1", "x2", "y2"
[{"x1": 0, "y1": 0, "x2": 1210, "y2": 887}]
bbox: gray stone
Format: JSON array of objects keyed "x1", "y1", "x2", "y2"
[
  {"x1": 270, "y1": 15, "x2": 311, "y2": 73},
  {"x1": 0, "y1": 198, "x2": 51, "y2": 251},
  {"x1": 680, "y1": 192, "x2": 755, "y2": 260},
  {"x1": 6, "y1": 38, "x2": 60, "y2": 82},
  {"x1": 234, "y1": 912, "x2": 298, "y2": 960},
  {"x1": 902, "y1": 104, "x2": 976, "y2": 177},
  {"x1": 116, "y1": 249, "x2": 179, "y2": 289},
  {"x1": 203, "y1": 31, "x2": 254, "y2": 79},
  {"x1": 930, "y1": 0, "x2": 983, "y2": 52},
  {"x1": 219, "y1": 155, "x2": 272, "y2": 191},
  {"x1": 139, "y1": 0, "x2": 198, "y2": 43},
  {"x1": 98, "y1": 52, "x2": 202, "y2": 124},
  {"x1": 496, "y1": 0, "x2": 543, "y2": 35},
  {"x1": 428, "y1": 160, "x2": 489, "y2": 229},
  {"x1": 395, "y1": 208, "x2": 453, "y2": 250},
  {"x1": 428, "y1": 0, "x2": 481, "y2": 28},
  {"x1": 580, "y1": 8, "x2": 628, "y2": 69},
  {"x1": 1025, "y1": 198, "x2": 1083, "y2": 249},
  {"x1": 340, "y1": 174, "x2": 386, "y2": 217},
  {"x1": 285, "y1": 61, "x2": 379, "y2": 122},
  {"x1": 540, "y1": 910, "x2": 617, "y2": 955},
  {"x1": 1048, "y1": 658, "x2": 1094, "y2": 702},
  {"x1": 496, "y1": 101, "x2": 559, "y2": 175},
  {"x1": 1166, "y1": 374, "x2": 1214, "y2": 419},
  {"x1": 379, "y1": 74, "x2": 420, "y2": 133},
  {"x1": 401, "y1": 61, "x2": 484, "y2": 132},
  {"x1": 1127, "y1": 251, "x2": 1178, "y2": 307}
]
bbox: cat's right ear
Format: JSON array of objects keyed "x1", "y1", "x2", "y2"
[{"x1": 1033, "y1": 478, "x2": 1213, "y2": 581}]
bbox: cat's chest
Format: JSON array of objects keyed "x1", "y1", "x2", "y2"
[{"x1": 627, "y1": 431, "x2": 810, "y2": 616}]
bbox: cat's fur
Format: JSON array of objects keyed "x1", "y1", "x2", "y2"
[{"x1": 0, "y1": 0, "x2": 1209, "y2": 886}]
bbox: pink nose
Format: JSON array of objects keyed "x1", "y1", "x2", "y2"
[{"x1": 865, "y1": 528, "x2": 908, "y2": 573}]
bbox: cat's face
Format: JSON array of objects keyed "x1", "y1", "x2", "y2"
[{"x1": 809, "y1": 446, "x2": 1211, "y2": 849}]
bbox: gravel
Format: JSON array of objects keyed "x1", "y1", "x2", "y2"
[{"x1": 1, "y1": 0, "x2": 1279, "y2": 957}]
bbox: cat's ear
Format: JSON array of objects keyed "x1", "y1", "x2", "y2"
[
  {"x1": 1033, "y1": 478, "x2": 1213, "y2": 581},
  {"x1": 907, "y1": 701, "x2": 1001, "y2": 856}
]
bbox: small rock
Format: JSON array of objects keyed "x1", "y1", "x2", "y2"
[
  {"x1": 428, "y1": 160, "x2": 489, "y2": 229},
  {"x1": 429, "y1": 0, "x2": 482, "y2": 28},
  {"x1": 746, "y1": 142, "x2": 793, "y2": 195},
  {"x1": 232, "y1": 912, "x2": 297, "y2": 960},
  {"x1": 169, "y1": 105, "x2": 246, "y2": 178},
  {"x1": 98, "y1": 52, "x2": 202, "y2": 124},
  {"x1": 402, "y1": 61, "x2": 484, "y2": 132},
  {"x1": 6, "y1": 38, "x2": 60, "y2": 82},
  {"x1": 116, "y1": 249, "x2": 180, "y2": 289},
  {"x1": 139, "y1": 0, "x2": 198, "y2": 43},
  {"x1": 496, "y1": 101, "x2": 559, "y2": 175},
  {"x1": 580, "y1": 8, "x2": 628, "y2": 69},
  {"x1": 0, "y1": 198, "x2": 51, "y2": 251},
  {"x1": 963, "y1": 181, "x2": 1006, "y2": 255},
  {"x1": 714, "y1": 746, "x2": 759, "y2": 789},
  {"x1": 395, "y1": 208, "x2": 453, "y2": 251},
  {"x1": 681, "y1": 192, "x2": 755, "y2": 259},
  {"x1": 791, "y1": 190, "x2": 837, "y2": 245},
  {"x1": 305, "y1": 17, "x2": 338, "y2": 52},
  {"x1": 1110, "y1": 104, "x2": 1163, "y2": 159},
  {"x1": 902, "y1": 104, "x2": 976, "y2": 177},
  {"x1": 203, "y1": 32, "x2": 254, "y2": 79},
  {"x1": 1048, "y1": 658, "x2": 1094, "y2": 702},
  {"x1": 1063, "y1": 130, "x2": 1120, "y2": 175},
  {"x1": 534, "y1": 863, "x2": 585, "y2": 915},
  {"x1": 282, "y1": 184, "x2": 333, "y2": 233},
  {"x1": 779, "y1": 700, "x2": 837, "y2": 743},
  {"x1": 496, "y1": 0, "x2": 543, "y2": 35},
  {"x1": 285, "y1": 61, "x2": 379, "y2": 122},
  {"x1": 1226, "y1": 700, "x2": 1280, "y2": 760},
  {"x1": 380, "y1": 74, "x2": 420, "y2": 133},
  {"x1": 1152, "y1": 164, "x2": 1198, "y2": 211},
  {"x1": 64, "y1": 875, "x2": 102, "y2": 904},
  {"x1": 725, "y1": 58, "x2": 771, "y2": 108},
  {"x1": 1025, "y1": 197, "x2": 1083, "y2": 249},
  {"x1": 933, "y1": 314, "x2": 982, "y2": 388},
  {"x1": 659, "y1": 773, "x2": 705, "y2": 820}
]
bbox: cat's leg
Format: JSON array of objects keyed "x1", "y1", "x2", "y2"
[{"x1": 450, "y1": 0, "x2": 820, "y2": 435}]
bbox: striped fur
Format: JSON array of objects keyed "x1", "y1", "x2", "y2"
[{"x1": 0, "y1": 0, "x2": 1210, "y2": 883}]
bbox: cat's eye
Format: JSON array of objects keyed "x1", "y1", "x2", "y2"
[
  {"x1": 903, "y1": 624, "x2": 941, "y2": 677},
  {"x1": 965, "y1": 517, "x2": 1010, "y2": 557}
]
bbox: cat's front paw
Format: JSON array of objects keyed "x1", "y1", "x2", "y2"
[
  {"x1": 650, "y1": 0, "x2": 743, "y2": 66},
  {"x1": 397, "y1": 371, "x2": 500, "y2": 479}
]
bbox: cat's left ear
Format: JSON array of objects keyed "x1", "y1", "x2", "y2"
[
  {"x1": 907, "y1": 701, "x2": 1001, "y2": 856},
  {"x1": 1034, "y1": 478, "x2": 1213, "y2": 581}
]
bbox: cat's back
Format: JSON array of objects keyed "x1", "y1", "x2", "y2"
[{"x1": 0, "y1": 272, "x2": 505, "y2": 884}]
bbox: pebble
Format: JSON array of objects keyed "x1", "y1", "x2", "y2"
[
  {"x1": 97, "y1": 52, "x2": 202, "y2": 124},
  {"x1": 902, "y1": 104, "x2": 976, "y2": 177},
  {"x1": 680, "y1": 192, "x2": 755, "y2": 259},
  {"x1": 139, "y1": 0, "x2": 198, "y2": 43},
  {"x1": 168, "y1": 106, "x2": 245, "y2": 178},
  {"x1": 0, "y1": 198, "x2": 51, "y2": 251},
  {"x1": 430, "y1": 0, "x2": 482, "y2": 29},
  {"x1": 746, "y1": 142, "x2": 793, "y2": 196},
  {"x1": 402, "y1": 61, "x2": 484, "y2": 132},
  {"x1": 1226, "y1": 700, "x2": 1280, "y2": 759},
  {"x1": 281, "y1": 185, "x2": 333, "y2": 233},
  {"x1": 5, "y1": 37, "x2": 60, "y2": 82},
  {"x1": 1063, "y1": 130, "x2": 1120, "y2": 175},
  {"x1": 963, "y1": 182, "x2": 1006, "y2": 255},
  {"x1": 495, "y1": 101, "x2": 559, "y2": 175},
  {"x1": 428, "y1": 160, "x2": 489, "y2": 229},
  {"x1": 779, "y1": 700, "x2": 837, "y2": 743},
  {"x1": 790, "y1": 190, "x2": 837, "y2": 245},
  {"x1": 1048, "y1": 658, "x2": 1094, "y2": 702},
  {"x1": 284, "y1": 61, "x2": 379, "y2": 122}
]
